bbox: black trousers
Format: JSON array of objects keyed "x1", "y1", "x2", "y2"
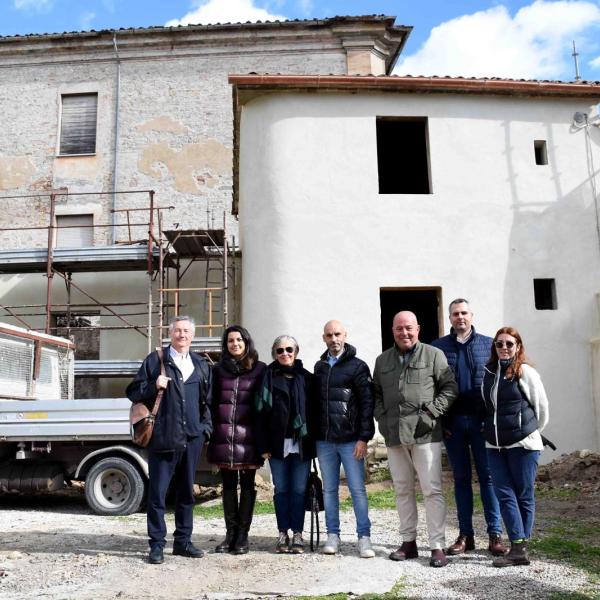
[{"x1": 147, "y1": 436, "x2": 203, "y2": 548}]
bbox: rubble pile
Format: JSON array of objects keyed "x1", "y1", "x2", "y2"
[{"x1": 537, "y1": 450, "x2": 600, "y2": 495}]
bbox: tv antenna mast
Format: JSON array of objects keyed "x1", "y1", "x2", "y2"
[{"x1": 572, "y1": 40, "x2": 581, "y2": 81}]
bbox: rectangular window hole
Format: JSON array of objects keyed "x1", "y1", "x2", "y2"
[
  {"x1": 534, "y1": 140, "x2": 548, "y2": 165},
  {"x1": 533, "y1": 278, "x2": 557, "y2": 310},
  {"x1": 376, "y1": 118, "x2": 431, "y2": 194}
]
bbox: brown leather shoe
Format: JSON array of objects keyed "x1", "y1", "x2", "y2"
[
  {"x1": 389, "y1": 540, "x2": 418, "y2": 561},
  {"x1": 488, "y1": 534, "x2": 508, "y2": 556},
  {"x1": 446, "y1": 534, "x2": 475, "y2": 555},
  {"x1": 430, "y1": 548, "x2": 449, "y2": 567}
]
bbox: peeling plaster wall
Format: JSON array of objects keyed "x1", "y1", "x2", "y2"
[{"x1": 0, "y1": 33, "x2": 347, "y2": 363}]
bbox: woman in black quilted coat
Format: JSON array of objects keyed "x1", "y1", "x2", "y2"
[{"x1": 207, "y1": 325, "x2": 266, "y2": 554}]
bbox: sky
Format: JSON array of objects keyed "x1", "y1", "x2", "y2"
[{"x1": 1, "y1": 0, "x2": 600, "y2": 81}]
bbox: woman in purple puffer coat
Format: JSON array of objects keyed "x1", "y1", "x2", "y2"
[{"x1": 207, "y1": 325, "x2": 266, "y2": 555}]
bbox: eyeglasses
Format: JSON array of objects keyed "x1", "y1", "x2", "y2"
[
  {"x1": 276, "y1": 347, "x2": 295, "y2": 355},
  {"x1": 494, "y1": 340, "x2": 516, "y2": 349}
]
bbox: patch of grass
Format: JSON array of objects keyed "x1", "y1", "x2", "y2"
[
  {"x1": 340, "y1": 488, "x2": 396, "y2": 511},
  {"x1": 536, "y1": 485, "x2": 581, "y2": 500},
  {"x1": 530, "y1": 535, "x2": 600, "y2": 578},
  {"x1": 547, "y1": 592, "x2": 600, "y2": 600},
  {"x1": 295, "y1": 579, "x2": 412, "y2": 600}
]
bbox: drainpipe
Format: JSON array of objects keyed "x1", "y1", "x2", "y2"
[{"x1": 112, "y1": 31, "x2": 121, "y2": 245}]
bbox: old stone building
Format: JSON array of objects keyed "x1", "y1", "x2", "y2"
[{"x1": 0, "y1": 16, "x2": 408, "y2": 396}]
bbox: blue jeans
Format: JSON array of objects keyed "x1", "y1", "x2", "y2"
[
  {"x1": 269, "y1": 454, "x2": 311, "y2": 533},
  {"x1": 444, "y1": 414, "x2": 502, "y2": 536},
  {"x1": 487, "y1": 447, "x2": 540, "y2": 541},
  {"x1": 316, "y1": 440, "x2": 371, "y2": 538}
]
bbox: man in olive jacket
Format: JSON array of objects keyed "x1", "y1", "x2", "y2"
[{"x1": 373, "y1": 311, "x2": 457, "y2": 568}]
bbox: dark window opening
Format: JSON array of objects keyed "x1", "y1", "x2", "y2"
[
  {"x1": 534, "y1": 140, "x2": 548, "y2": 165},
  {"x1": 376, "y1": 118, "x2": 431, "y2": 194},
  {"x1": 59, "y1": 93, "x2": 98, "y2": 155},
  {"x1": 53, "y1": 312, "x2": 100, "y2": 398},
  {"x1": 533, "y1": 279, "x2": 557, "y2": 310},
  {"x1": 380, "y1": 288, "x2": 441, "y2": 351}
]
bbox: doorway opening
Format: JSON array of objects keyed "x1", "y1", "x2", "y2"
[{"x1": 380, "y1": 287, "x2": 442, "y2": 351}]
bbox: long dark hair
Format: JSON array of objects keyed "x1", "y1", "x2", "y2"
[
  {"x1": 486, "y1": 326, "x2": 532, "y2": 379},
  {"x1": 221, "y1": 325, "x2": 258, "y2": 370}
]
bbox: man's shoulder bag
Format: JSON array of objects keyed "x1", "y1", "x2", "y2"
[{"x1": 129, "y1": 348, "x2": 165, "y2": 448}]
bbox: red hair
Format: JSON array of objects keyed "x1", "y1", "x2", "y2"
[{"x1": 486, "y1": 326, "x2": 532, "y2": 379}]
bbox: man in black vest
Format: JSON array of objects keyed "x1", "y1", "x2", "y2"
[
  {"x1": 431, "y1": 299, "x2": 506, "y2": 556},
  {"x1": 127, "y1": 315, "x2": 212, "y2": 564}
]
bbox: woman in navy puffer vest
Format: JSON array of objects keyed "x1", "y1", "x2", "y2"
[
  {"x1": 481, "y1": 326, "x2": 549, "y2": 568},
  {"x1": 207, "y1": 325, "x2": 266, "y2": 555}
]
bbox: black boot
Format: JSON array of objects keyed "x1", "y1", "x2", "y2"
[
  {"x1": 215, "y1": 489, "x2": 238, "y2": 553},
  {"x1": 231, "y1": 489, "x2": 256, "y2": 555},
  {"x1": 493, "y1": 541, "x2": 530, "y2": 567}
]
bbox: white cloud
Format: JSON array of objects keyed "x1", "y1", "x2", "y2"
[
  {"x1": 590, "y1": 55, "x2": 600, "y2": 68},
  {"x1": 80, "y1": 11, "x2": 96, "y2": 30},
  {"x1": 394, "y1": 0, "x2": 600, "y2": 80},
  {"x1": 296, "y1": 0, "x2": 314, "y2": 16},
  {"x1": 13, "y1": 0, "x2": 53, "y2": 10},
  {"x1": 166, "y1": 0, "x2": 287, "y2": 27}
]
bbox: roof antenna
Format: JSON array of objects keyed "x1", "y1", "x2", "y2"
[{"x1": 572, "y1": 40, "x2": 581, "y2": 82}]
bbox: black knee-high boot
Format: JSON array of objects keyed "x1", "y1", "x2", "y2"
[
  {"x1": 215, "y1": 489, "x2": 239, "y2": 552},
  {"x1": 231, "y1": 489, "x2": 256, "y2": 555}
]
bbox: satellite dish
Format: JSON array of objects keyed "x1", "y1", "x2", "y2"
[{"x1": 573, "y1": 111, "x2": 587, "y2": 126}]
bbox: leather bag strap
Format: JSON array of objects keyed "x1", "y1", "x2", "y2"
[{"x1": 150, "y1": 348, "x2": 166, "y2": 418}]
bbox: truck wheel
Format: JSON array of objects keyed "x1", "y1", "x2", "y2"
[{"x1": 85, "y1": 457, "x2": 146, "y2": 516}]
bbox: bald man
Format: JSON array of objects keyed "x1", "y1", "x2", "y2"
[
  {"x1": 314, "y1": 320, "x2": 375, "y2": 558},
  {"x1": 373, "y1": 311, "x2": 457, "y2": 568}
]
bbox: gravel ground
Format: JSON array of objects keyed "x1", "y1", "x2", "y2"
[{"x1": 0, "y1": 491, "x2": 596, "y2": 600}]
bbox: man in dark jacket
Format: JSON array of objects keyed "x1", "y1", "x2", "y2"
[
  {"x1": 313, "y1": 320, "x2": 375, "y2": 559},
  {"x1": 431, "y1": 299, "x2": 506, "y2": 556},
  {"x1": 126, "y1": 315, "x2": 212, "y2": 565}
]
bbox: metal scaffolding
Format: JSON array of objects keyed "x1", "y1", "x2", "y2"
[{"x1": 0, "y1": 189, "x2": 235, "y2": 362}]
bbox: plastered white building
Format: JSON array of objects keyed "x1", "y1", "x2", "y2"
[{"x1": 231, "y1": 74, "x2": 600, "y2": 457}]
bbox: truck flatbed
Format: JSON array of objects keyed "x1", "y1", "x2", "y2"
[{"x1": 0, "y1": 398, "x2": 131, "y2": 441}]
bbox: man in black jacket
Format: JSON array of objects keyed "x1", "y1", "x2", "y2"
[
  {"x1": 127, "y1": 315, "x2": 212, "y2": 565},
  {"x1": 313, "y1": 320, "x2": 375, "y2": 558},
  {"x1": 431, "y1": 299, "x2": 505, "y2": 556}
]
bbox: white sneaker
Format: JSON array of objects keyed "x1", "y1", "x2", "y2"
[
  {"x1": 322, "y1": 533, "x2": 340, "y2": 555},
  {"x1": 358, "y1": 536, "x2": 375, "y2": 558}
]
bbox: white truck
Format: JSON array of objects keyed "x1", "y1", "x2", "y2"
[{"x1": 0, "y1": 322, "x2": 148, "y2": 515}]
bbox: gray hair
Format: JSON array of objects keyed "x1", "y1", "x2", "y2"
[
  {"x1": 168, "y1": 315, "x2": 196, "y2": 333},
  {"x1": 271, "y1": 335, "x2": 299, "y2": 359},
  {"x1": 448, "y1": 298, "x2": 470, "y2": 314}
]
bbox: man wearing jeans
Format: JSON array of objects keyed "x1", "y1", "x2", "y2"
[
  {"x1": 431, "y1": 299, "x2": 507, "y2": 556},
  {"x1": 373, "y1": 311, "x2": 457, "y2": 567},
  {"x1": 313, "y1": 320, "x2": 375, "y2": 558}
]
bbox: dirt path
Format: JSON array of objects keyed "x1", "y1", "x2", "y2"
[{"x1": 0, "y1": 487, "x2": 596, "y2": 600}]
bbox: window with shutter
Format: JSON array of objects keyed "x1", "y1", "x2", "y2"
[
  {"x1": 59, "y1": 93, "x2": 98, "y2": 155},
  {"x1": 56, "y1": 214, "x2": 94, "y2": 248}
]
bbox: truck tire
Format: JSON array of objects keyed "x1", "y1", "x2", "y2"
[{"x1": 84, "y1": 457, "x2": 146, "y2": 516}]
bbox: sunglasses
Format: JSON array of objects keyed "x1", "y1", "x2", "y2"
[
  {"x1": 276, "y1": 347, "x2": 295, "y2": 355},
  {"x1": 494, "y1": 340, "x2": 516, "y2": 349}
]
